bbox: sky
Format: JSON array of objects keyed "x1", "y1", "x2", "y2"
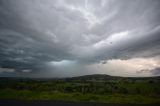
[{"x1": 0, "y1": 0, "x2": 160, "y2": 77}]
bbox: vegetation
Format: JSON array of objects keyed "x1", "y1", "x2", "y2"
[{"x1": 0, "y1": 74, "x2": 160, "y2": 104}]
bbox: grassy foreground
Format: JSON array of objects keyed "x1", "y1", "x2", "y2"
[
  {"x1": 0, "y1": 89, "x2": 160, "y2": 104},
  {"x1": 0, "y1": 76, "x2": 160, "y2": 104}
]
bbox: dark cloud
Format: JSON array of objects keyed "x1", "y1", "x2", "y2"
[
  {"x1": 151, "y1": 68, "x2": 160, "y2": 76},
  {"x1": 137, "y1": 68, "x2": 160, "y2": 76},
  {"x1": 0, "y1": 0, "x2": 160, "y2": 77}
]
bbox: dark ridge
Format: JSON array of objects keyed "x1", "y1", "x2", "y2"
[
  {"x1": 0, "y1": 74, "x2": 159, "y2": 81},
  {"x1": 66, "y1": 74, "x2": 160, "y2": 81}
]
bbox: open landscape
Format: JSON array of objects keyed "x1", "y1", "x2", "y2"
[
  {"x1": 0, "y1": 0, "x2": 160, "y2": 105},
  {"x1": 0, "y1": 74, "x2": 160, "y2": 104}
]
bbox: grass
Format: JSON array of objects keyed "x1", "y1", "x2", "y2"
[
  {"x1": 0, "y1": 89, "x2": 160, "y2": 104},
  {"x1": 0, "y1": 77, "x2": 159, "y2": 104}
]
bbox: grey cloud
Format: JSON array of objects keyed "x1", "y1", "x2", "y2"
[
  {"x1": 151, "y1": 68, "x2": 160, "y2": 76},
  {"x1": 0, "y1": 67, "x2": 15, "y2": 73},
  {"x1": 0, "y1": 0, "x2": 160, "y2": 77},
  {"x1": 137, "y1": 68, "x2": 160, "y2": 76}
]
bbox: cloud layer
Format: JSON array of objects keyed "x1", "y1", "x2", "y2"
[{"x1": 0, "y1": 0, "x2": 160, "y2": 77}]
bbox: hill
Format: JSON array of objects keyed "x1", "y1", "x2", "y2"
[{"x1": 66, "y1": 74, "x2": 160, "y2": 81}]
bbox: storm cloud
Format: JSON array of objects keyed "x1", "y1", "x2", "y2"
[{"x1": 0, "y1": 0, "x2": 160, "y2": 77}]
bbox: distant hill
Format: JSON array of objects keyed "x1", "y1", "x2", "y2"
[
  {"x1": 0, "y1": 74, "x2": 160, "y2": 81},
  {"x1": 66, "y1": 74, "x2": 160, "y2": 81},
  {"x1": 68, "y1": 74, "x2": 120, "y2": 81}
]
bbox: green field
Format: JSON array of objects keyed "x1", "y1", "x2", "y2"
[{"x1": 0, "y1": 75, "x2": 160, "y2": 104}]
